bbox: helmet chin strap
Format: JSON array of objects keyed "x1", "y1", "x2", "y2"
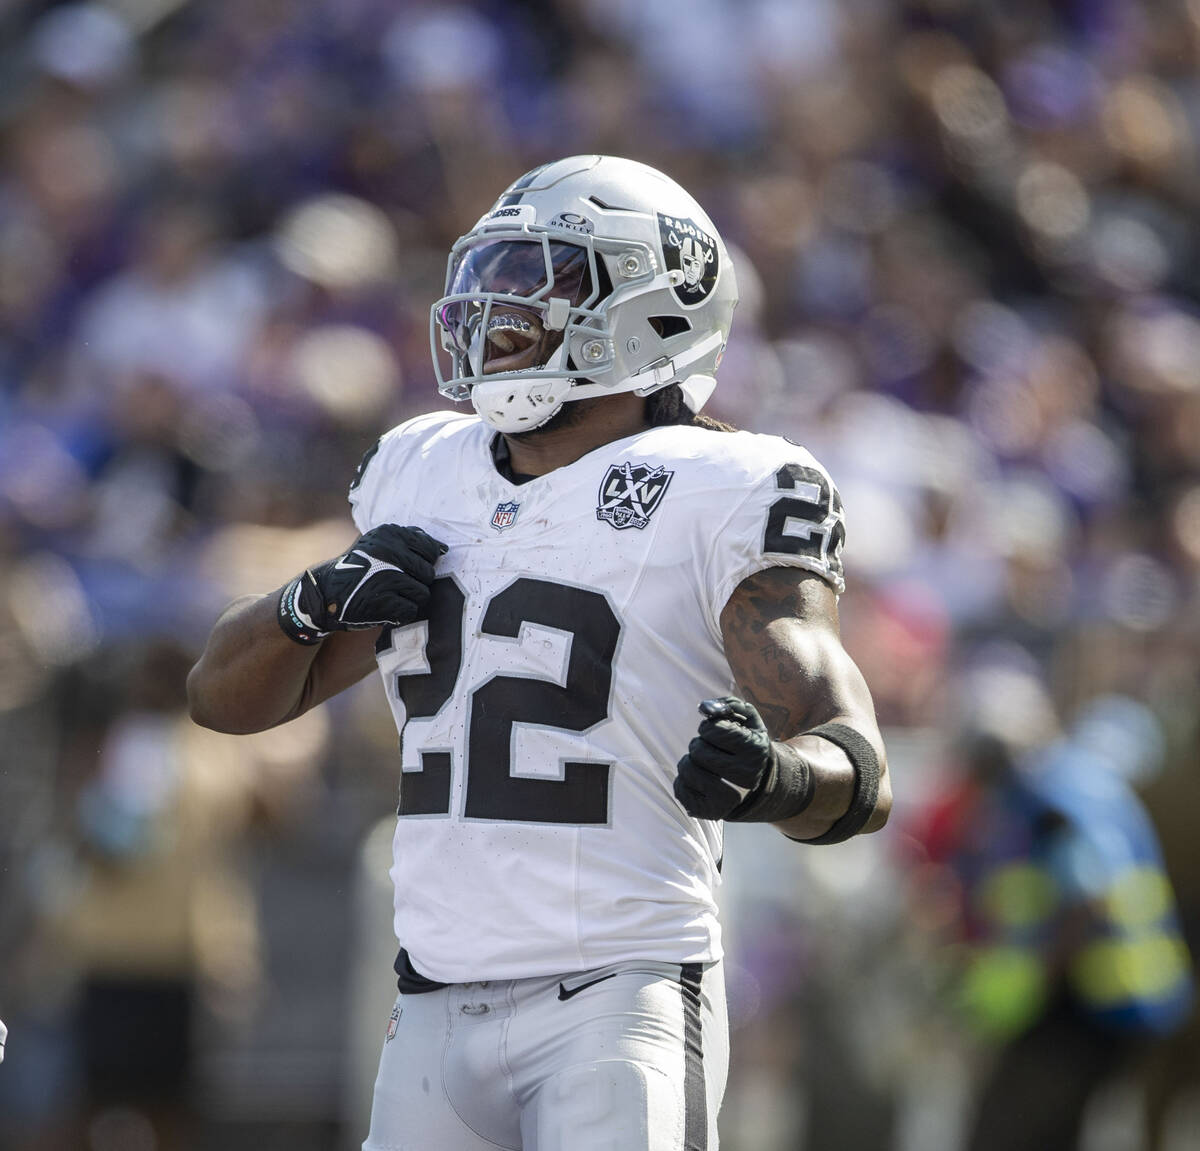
[
  {"x1": 469, "y1": 325, "x2": 725, "y2": 433},
  {"x1": 563, "y1": 330, "x2": 724, "y2": 406},
  {"x1": 471, "y1": 371, "x2": 716, "y2": 433}
]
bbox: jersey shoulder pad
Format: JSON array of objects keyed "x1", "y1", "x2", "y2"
[
  {"x1": 688, "y1": 427, "x2": 826, "y2": 481},
  {"x1": 347, "y1": 410, "x2": 478, "y2": 530},
  {"x1": 698, "y1": 430, "x2": 847, "y2": 627}
]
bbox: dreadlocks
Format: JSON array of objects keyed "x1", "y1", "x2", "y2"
[{"x1": 644, "y1": 383, "x2": 736, "y2": 432}]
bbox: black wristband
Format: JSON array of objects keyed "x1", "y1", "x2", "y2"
[
  {"x1": 790, "y1": 722, "x2": 881, "y2": 845},
  {"x1": 276, "y1": 575, "x2": 329, "y2": 646},
  {"x1": 726, "y1": 741, "x2": 814, "y2": 823}
]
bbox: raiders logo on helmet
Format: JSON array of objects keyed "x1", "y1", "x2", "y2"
[{"x1": 658, "y1": 213, "x2": 719, "y2": 306}]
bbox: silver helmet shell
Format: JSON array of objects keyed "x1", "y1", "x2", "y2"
[{"x1": 430, "y1": 155, "x2": 738, "y2": 433}]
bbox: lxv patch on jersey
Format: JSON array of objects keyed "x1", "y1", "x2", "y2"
[{"x1": 597, "y1": 461, "x2": 674, "y2": 530}]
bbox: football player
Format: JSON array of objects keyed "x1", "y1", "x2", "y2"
[{"x1": 188, "y1": 155, "x2": 890, "y2": 1150}]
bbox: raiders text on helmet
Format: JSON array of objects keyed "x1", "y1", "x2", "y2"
[{"x1": 430, "y1": 155, "x2": 739, "y2": 433}]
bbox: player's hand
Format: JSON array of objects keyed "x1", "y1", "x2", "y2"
[
  {"x1": 673, "y1": 697, "x2": 773, "y2": 819},
  {"x1": 278, "y1": 525, "x2": 448, "y2": 644},
  {"x1": 0, "y1": 1016, "x2": 7, "y2": 1063}
]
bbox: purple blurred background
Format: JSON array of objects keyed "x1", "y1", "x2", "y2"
[{"x1": 1, "y1": 2, "x2": 1199, "y2": 1149}]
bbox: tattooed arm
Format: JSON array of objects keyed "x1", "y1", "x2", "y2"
[{"x1": 718, "y1": 566, "x2": 890, "y2": 840}]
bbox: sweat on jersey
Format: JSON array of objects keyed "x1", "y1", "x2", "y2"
[{"x1": 349, "y1": 411, "x2": 846, "y2": 983}]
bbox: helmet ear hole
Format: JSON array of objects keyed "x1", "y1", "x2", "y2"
[{"x1": 648, "y1": 315, "x2": 692, "y2": 339}]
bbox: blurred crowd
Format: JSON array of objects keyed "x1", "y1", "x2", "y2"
[{"x1": 1, "y1": 0, "x2": 1199, "y2": 1149}]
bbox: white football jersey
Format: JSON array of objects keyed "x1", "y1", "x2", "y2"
[{"x1": 349, "y1": 411, "x2": 846, "y2": 983}]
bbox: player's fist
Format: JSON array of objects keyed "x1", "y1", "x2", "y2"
[
  {"x1": 673, "y1": 697, "x2": 773, "y2": 819},
  {"x1": 278, "y1": 525, "x2": 448, "y2": 644}
]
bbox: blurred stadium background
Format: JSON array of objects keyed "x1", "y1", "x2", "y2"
[{"x1": 1, "y1": 0, "x2": 1199, "y2": 1148}]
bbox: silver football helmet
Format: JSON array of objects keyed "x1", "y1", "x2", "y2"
[{"x1": 431, "y1": 155, "x2": 738, "y2": 433}]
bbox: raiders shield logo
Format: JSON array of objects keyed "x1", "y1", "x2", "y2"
[
  {"x1": 658, "y1": 212, "x2": 719, "y2": 306},
  {"x1": 597, "y1": 461, "x2": 674, "y2": 530}
]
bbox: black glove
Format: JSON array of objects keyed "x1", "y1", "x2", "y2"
[
  {"x1": 278, "y1": 524, "x2": 447, "y2": 644},
  {"x1": 673, "y1": 696, "x2": 814, "y2": 822}
]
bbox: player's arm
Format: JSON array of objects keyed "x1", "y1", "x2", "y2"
[
  {"x1": 188, "y1": 524, "x2": 445, "y2": 735},
  {"x1": 674, "y1": 566, "x2": 890, "y2": 842},
  {"x1": 187, "y1": 595, "x2": 381, "y2": 734}
]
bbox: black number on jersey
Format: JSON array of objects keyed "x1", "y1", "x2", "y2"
[
  {"x1": 380, "y1": 576, "x2": 620, "y2": 824},
  {"x1": 763, "y1": 463, "x2": 845, "y2": 583},
  {"x1": 385, "y1": 578, "x2": 465, "y2": 816}
]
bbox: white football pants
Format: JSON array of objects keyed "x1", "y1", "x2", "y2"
[{"x1": 362, "y1": 959, "x2": 727, "y2": 1151}]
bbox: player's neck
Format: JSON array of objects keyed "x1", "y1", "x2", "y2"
[{"x1": 501, "y1": 393, "x2": 651, "y2": 477}]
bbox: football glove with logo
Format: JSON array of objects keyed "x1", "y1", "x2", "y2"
[
  {"x1": 674, "y1": 697, "x2": 815, "y2": 822},
  {"x1": 277, "y1": 525, "x2": 447, "y2": 645}
]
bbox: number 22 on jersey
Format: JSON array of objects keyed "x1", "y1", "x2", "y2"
[{"x1": 376, "y1": 577, "x2": 621, "y2": 826}]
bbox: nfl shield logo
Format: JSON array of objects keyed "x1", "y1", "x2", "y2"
[
  {"x1": 386, "y1": 1003, "x2": 401, "y2": 1042},
  {"x1": 491, "y1": 501, "x2": 520, "y2": 531},
  {"x1": 597, "y1": 461, "x2": 674, "y2": 530}
]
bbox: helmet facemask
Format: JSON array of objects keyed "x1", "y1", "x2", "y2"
[
  {"x1": 432, "y1": 233, "x2": 618, "y2": 432},
  {"x1": 430, "y1": 157, "x2": 738, "y2": 434},
  {"x1": 439, "y1": 239, "x2": 595, "y2": 377}
]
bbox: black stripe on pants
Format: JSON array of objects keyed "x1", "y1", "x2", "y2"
[{"x1": 680, "y1": 963, "x2": 706, "y2": 1151}]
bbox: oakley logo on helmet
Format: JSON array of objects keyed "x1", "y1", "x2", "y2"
[
  {"x1": 548, "y1": 211, "x2": 595, "y2": 235},
  {"x1": 658, "y1": 213, "x2": 719, "y2": 305}
]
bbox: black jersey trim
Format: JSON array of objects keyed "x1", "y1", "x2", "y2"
[{"x1": 490, "y1": 433, "x2": 537, "y2": 485}]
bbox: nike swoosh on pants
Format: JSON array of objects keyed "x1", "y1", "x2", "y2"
[{"x1": 557, "y1": 973, "x2": 620, "y2": 1001}]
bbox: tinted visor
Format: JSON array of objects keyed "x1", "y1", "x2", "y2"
[{"x1": 437, "y1": 240, "x2": 593, "y2": 363}]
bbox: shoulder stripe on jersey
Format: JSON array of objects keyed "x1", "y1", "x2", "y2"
[
  {"x1": 349, "y1": 436, "x2": 382, "y2": 494},
  {"x1": 681, "y1": 962, "x2": 707, "y2": 1150}
]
